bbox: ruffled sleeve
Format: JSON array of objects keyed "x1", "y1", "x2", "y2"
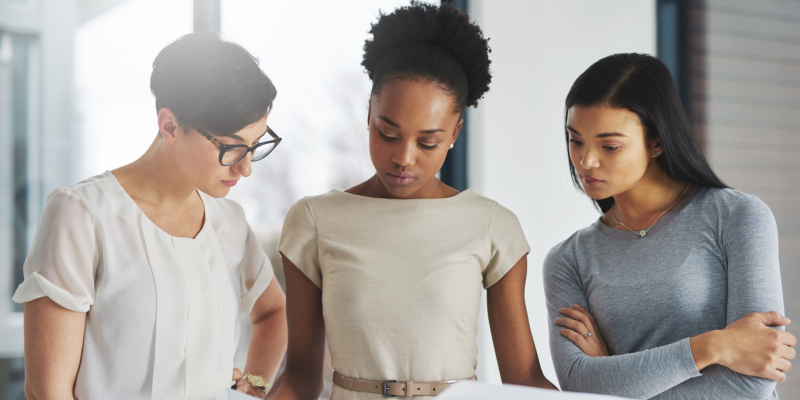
[
  {"x1": 482, "y1": 203, "x2": 530, "y2": 288},
  {"x1": 13, "y1": 188, "x2": 99, "y2": 312}
]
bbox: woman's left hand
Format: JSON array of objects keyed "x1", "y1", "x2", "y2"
[
  {"x1": 232, "y1": 368, "x2": 268, "y2": 399},
  {"x1": 556, "y1": 304, "x2": 610, "y2": 357},
  {"x1": 232, "y1": 368, "x2": 248, "y2": 393}
]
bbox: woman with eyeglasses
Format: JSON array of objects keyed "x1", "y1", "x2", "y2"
[
  {"x1": 14, "y1": 32, "x2": 286, "y2": 399},
  {"x1": 269, "y1": 4, "x2": 556, "y2": 400},
  {"x1": 545, "y1": 53, "x2": 795, "y2": 399}
]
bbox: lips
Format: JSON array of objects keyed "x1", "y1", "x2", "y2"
[
  {"x1": 581, "y1": 175, "x2": 603, "y2": 186},
  {"x1": 387, "y1": 170, "x2": 414, "y2": 185},
  {"x1": 221, "y1": 180, "x2": 238, "y2": 187}
]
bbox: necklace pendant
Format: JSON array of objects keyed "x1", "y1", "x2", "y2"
[{"x1": 638, "y1": 230, "x2": 647, "y2": 238}]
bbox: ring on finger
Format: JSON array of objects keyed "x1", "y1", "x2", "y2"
[{"x1": 583, "y1": 332, "x2": 593, "y2": 339}]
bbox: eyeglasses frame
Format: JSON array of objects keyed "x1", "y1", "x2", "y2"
[{"x1": 195, "y1": 126, "x2": 282, "y2": 166}]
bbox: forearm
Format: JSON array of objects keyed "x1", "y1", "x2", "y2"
[
  {"x1": 655, "y1": 365, "x2": 777, "y2": 400},
  {"x1": 553, "y1": 338, "x2": 700, "y2": 398},
  {"x1": 244, "y1": 307, "x2": 288, "y2": 383},
  {"x1": 24, "y1": 297, "x2": 86, "y2": 400},
  {"x1": 681, "y1": 329, "x2": 779, "y2": 399},
  {"x1": 266, "y1": 366, "x2": 323, "y2": 400}
]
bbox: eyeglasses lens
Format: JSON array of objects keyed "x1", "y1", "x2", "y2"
[
  {"x1": 252, "y1": 143, "x2": 277, "y2": 161},
  {"x1": 222, "y1": 147, "x2": 249, "y2": 165}
]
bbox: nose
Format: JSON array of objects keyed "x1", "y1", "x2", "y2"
[
  {"x1": 391, "y1": 140, "x2": 415, "y2": 167},
  {"x1": 580, "y1": 146, "x2": 600, "y2": 170},
  {"x1": 231, "y1": 152, "x2": 253, "y2": 178}
]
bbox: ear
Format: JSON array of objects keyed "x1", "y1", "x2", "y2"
[
  {"x1": 366, "y1": 97, "x2": 373, "y2": 128},
  {"x1": 650, "y1": 136, "x2": 663, "y2": 158},
  {"x1": 451, "y1": 117, "x2": 464, "y2": 144},
  {"x1": 157, "y1": 108, "x2": 183, "y2": 144}
]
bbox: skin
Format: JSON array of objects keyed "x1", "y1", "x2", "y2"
[
  {"x1": 267, "y1": 79, "x2": 555, "y2": 400},
  {"x1": 557, "y1": 103, "x2": 797, "y2": 382},
  {"x1": 23, "y1": 108, "x2": 287, "y2": 399}
]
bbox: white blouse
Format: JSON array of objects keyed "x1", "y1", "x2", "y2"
[{"x1": 13, "y1": 171, "x2": 274, "y2": 400}]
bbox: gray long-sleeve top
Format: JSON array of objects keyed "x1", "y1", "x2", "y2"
[{"x1": 544, "y1": 187, "x2": 784, "y2": 399}]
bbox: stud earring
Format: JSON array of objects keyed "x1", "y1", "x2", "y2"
[
  {"x1": 449, "y1": 143, "x2": 454, "y2": 149},
  {"x1": 654, "y1": 151, "x2": 662, "y2": 157}
]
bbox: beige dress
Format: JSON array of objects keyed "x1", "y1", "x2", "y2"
[{"x1": 278, "y1": 189, "x2": 530, "y2": 400}]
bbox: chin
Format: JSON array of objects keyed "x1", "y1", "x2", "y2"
[
  {"x1": 199, "y1": 184, "x2": 231, "y2": 199},
  {"x1": 380, "y1": 178, "x2": 420, "y2": 199},
  {"x1": 582, "y1": 186, "x2": 612, "y2": 201}
]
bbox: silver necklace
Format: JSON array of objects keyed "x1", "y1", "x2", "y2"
[{"x1": 611, "y1": 185, "x2": 690, "y2": 238}]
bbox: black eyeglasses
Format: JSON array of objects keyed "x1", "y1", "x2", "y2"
[{"x1": 196, "y1": 126, "x2": 282, "y2": 166}]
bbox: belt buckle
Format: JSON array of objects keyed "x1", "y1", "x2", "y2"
[{"x1": 382, "y1": 380, "x2": 397, "y2": 398}]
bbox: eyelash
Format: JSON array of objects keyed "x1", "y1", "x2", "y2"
[
  {"x1": 380, "y1": 131, "x2": 439, "y2": 150},
  {"x1": 569, "y1": 139, "x2": 620, "y2": 152}
]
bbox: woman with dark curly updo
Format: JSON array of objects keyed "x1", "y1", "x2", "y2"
[{"x1": 271, "y1": 2, "x2": 556, "y2": 399}]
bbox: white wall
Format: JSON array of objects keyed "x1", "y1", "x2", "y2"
[{"x1": 467, "y1": 0, "x2": 656, "y2": 386}]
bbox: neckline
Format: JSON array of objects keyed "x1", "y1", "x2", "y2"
[
  {"x1": 105, "y1": 170, "x2": 209, "y2": 240},
  {"x1": 331, "y1": 188, "x2": 474, "y2": 201},
  {"x1": 593, "y1": 185, "x2": 703, "y2": 240}
]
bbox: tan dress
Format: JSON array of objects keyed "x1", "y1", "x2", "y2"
[{"x1": 278, "y1": 189, "x2": 529, "y2": 400}]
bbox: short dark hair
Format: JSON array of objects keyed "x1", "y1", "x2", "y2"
[
  {"x1": 362, "y1": 1, "x2": 491, "y2": 112},
  {"x1": 565, "y1": 53, "x2": 727, "y2": 213},
  {"x1": 150, "y1": 32, "x2": 277, "y2": 138}
]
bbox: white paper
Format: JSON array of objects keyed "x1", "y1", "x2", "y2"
[
  {"x1": 224, "y1": 387, "x2": 262, "y2": 400},
  {"x1": 437, "y1": 381, "x2": 628, "y2": 400}
]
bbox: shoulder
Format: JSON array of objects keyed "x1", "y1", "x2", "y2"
[
  {"x1": 462, "y1": 190, "x2": 518, "y2": 220},
  {"x1": 544, "y1": 224, "x2": 596, "y2": 276},
  {"x1": 299, "y1": 190, "x2": 343, "y2": 210},
  {"x1": 695, "y1": 187, "x2": 774, "y2": 222},
  {"x1": 46, "y1": 172, "x2": 121, "y2": 215},
  {"x1": 285, "y1": 192, "x2": 339, "y2": 221}
]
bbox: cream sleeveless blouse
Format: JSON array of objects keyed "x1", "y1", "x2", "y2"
[
  {"x1": 278, "y1": 189, "x2": 530, "y2": 400},
  {"x1": 13, "y1": 171, "x2": 274, "y2": 399}
]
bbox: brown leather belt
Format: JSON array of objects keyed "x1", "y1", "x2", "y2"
[{"x1": 333, "y1": 371, "x2": 476, "y2": 398}]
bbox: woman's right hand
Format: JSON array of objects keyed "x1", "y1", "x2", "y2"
[{"x1": 691, "y1": 312, "x2": 796, "y2": 381}]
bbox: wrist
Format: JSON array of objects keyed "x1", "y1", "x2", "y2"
[{"x1": 690, "y1": 330, "x2": 722, "y2": 371}]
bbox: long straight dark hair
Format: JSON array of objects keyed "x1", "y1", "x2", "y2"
[{"x1": 565, "y1": 53, "x2": 727, "y2": 213}]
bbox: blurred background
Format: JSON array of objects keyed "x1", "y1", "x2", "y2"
[{"x1": 0, "y1": 0, "x2": 797, "y2": 398}]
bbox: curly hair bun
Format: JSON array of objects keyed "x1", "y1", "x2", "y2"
[{"x1": 362, "y1": 1, "x2": 491, "y2": 109}]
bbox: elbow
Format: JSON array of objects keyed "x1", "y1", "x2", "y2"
[
  {"x1": 743, "y1": 378, "x2": 777, "y2": 400},
  {"x1": 24, "y1": 381, "x2": 65, "y2": 400},
  {"x1": 554, "y1": 364, "x2": 585, "y2": 393},
  {"x1": 278, "y1": 365, "x2": 324, "y2": 400},
  {"x1": 716, "y1": 368, "x2": 777, "y2": 400}
]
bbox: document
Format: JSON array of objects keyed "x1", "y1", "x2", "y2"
[
  {"x1": 224, "y1": 387, "x2": 262, "y2": 400},
  {"x1": 437, "y1": 381, "x2": 628, "y2": 400}
]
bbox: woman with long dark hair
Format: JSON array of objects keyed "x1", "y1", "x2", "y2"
[
  {"x1": 545, "y1": 53, "x2": 795, "y2": 399},
  {"x1": 270, "y1": 3, "x2": 555, "y2": 399}
]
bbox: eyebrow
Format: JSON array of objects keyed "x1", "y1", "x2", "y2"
[
  {"x1": 379, "y1": 115, "x2": 445, "y2": 134},
  {"x1": 566, "y1": 125, "x2": 626, "y2": 138},
  {"x1": 226, "y1": 130, "x2": 266, "y2": 144}
]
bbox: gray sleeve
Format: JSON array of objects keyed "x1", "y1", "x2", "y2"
[
  {"x1": 544, "y1": 249, "x2": 701, "y2": 399},
  {"x1": 660, "y1": 195, "x2": 782, "y2": 399},
  {"x1": 544, "y1": 195, "x2": 783, "y2": 400}
]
